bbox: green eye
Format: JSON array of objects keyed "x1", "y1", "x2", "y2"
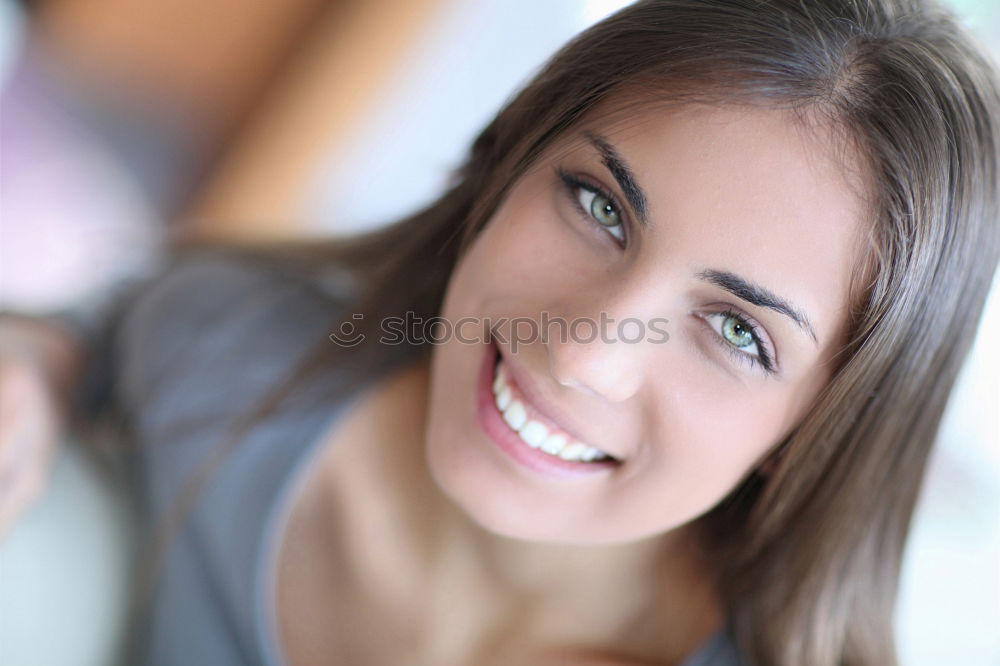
[
  {"x1": 703, "y1": 310, "x2": 775, "y2": 374},
  {"x1": 722, "y1": 315, "x2": 754, "y2": 348},
  {"x1": 590, "y1": 193, "x2": 618, "y2": 227},
  {"x1": 706, "y1": 311, "x2": 762, "y2": 359},
  {"x1": 576, "y1": 188, "x2": 625, "y2": 242}
]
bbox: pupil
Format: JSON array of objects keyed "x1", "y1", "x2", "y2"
[
  {"x1": 724, "y1": 317, "x2": 751, "y2": 347},
  {"x1": 593, "y1": 197, "x2": 615, "y2": 224}
]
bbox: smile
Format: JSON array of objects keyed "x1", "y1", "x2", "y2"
[
  {"x1": 476, "y1": 342, "x2": 620, "y2": 479},
  {"x1": 492, "y1": 356, "x2": 615, "y2": 463}
]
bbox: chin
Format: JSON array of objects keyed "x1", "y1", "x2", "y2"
[
  {"x1": 424, "y1": 433, "x2": 643, "y2": 546},
  {"x1": 425, "y1": 434, "x2": 571, "y2": 544}
]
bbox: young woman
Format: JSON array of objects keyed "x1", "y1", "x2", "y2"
[{"x1": 2, "y1": 0, "x2": 998, "y2": 664}]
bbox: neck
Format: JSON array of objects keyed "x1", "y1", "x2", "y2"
[{"x1": 317, "y1": 355, "x2": 725, "y2": 661}]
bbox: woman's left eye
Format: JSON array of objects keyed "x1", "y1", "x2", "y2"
[
  {"x1": 558, "y1": 170, "x2": 627, "y2": 244},
  {"x1": 704, "y1": 310, "x2": 775, "y2": 374}
]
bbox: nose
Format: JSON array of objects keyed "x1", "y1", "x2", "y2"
[
  {"x1": 543, "y1": 285, "x2": 658, "y2": 404},
  {"x1": 547, "y1": 335, "x2": 644, "y2": 403}
]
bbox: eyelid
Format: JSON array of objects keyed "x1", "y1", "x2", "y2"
[
  {"x1": 556, "y1": 168, "x2": 632, "y2": 247},
  {"x1": 702, "y1": 307, "x2": 777, "y2": 375},
  {"x1": 555, "y1": 168, "x2": 779, "y2": 375}
]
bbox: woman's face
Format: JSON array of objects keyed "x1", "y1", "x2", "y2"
[{"x1": 425, "y1": 101, "x2": 868, "y2": 545}]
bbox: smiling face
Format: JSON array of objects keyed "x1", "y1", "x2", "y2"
[{"x1": 424, "y1": 101, "x2": 870, "y2": 545}]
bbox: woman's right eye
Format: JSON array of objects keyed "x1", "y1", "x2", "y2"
[
  {"x1": 557, "y1": 170, "x2": 628, "y2": 246},
  {"x1": 575, "y1": 188, "x2": 625, "y2": 242}
]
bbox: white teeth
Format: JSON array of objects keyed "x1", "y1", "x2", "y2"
[
  {"x1": 496, "y1": 386, "x2": 512, "y2": 411},
  {"x1": 519, "y1": 420, "x2": 549, "y2": 447},
  {"x1": 558, "y1": 442, "x2": 588, "y2": 461},
  {"x1": 492, "y1": 356, "x2": 616, "y2": 464},
  {"x1": 502, "y1": 400, "x2": 527, "y2": 431},
  {"x1": 540, "y1": 433, "x2": 568, "y2": 455}
]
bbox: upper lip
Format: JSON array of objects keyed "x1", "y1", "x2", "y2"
[{"x1": 496, "y1": 346, "x2": 623, "y2": 460}]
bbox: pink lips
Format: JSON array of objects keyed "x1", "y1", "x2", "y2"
[{"x1": 476, "y1": 341, "x2": 619, "y2": 479}]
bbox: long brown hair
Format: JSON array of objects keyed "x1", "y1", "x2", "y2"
[{"x1": 149, "y1": 1, "x2": 1000, "y2": 664}]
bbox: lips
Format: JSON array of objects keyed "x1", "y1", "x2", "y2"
[
  {"x1": 476, "y1": 341, "x2": 621, "y2": 479},
  {"x1": 495, "y1": 345, "x2": 622, "y2": 461}
]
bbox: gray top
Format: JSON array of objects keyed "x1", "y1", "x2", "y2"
[{"x1": 92, "y1": 252, "x2": 743, "y2": 665}]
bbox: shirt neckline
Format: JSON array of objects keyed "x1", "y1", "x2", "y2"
[
  {"x1": 250, "y1": 381, "x2": 734, "y2": 666},
  {"x1": 254, "y1": 385, "x2": 372, "y2": 666}
]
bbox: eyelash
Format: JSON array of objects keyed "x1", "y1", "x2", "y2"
[
  {"x1": 556, "y1": 168, "x2": 776, "y2": 377},
  {"x1": 705, "y1": 308, "x2": 776, "y2": 375},
  {"x1": 557, "y1": 169, "x2": 629, "y2": 247}
]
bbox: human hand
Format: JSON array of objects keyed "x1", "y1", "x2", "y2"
[{"x1": 0, "y1": 316, "x2": 83, "y2": 539}]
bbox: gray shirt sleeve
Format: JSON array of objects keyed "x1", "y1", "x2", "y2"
[{"x1": 76, "y1": 250, "x2": 354, "y2": 666}]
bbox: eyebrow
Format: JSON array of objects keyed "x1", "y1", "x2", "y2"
[
  {"x1": 580, "y1": 132, "x2": 819, "y2": 346},
  {"x1": 696, "y1": 268, "x2": 819, "y2": 344},
  {"x1": 583, "y1": 131, "x2": 649, "y2": 228}
]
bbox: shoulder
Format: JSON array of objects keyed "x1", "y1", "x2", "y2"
[
  {"x1": 106, "y1": 250, "x2": 361, "y2": 664},
  {"x1": 109, "y1": 249, "x2": 353, "y2": 443}
]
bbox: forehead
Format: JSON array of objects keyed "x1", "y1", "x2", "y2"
[
  {"x1": 551, "y1": 100, "x2": 872, "y2": 352},
  {"x1": 567, "y1": 97, "x2": 872, "y2": 206}
]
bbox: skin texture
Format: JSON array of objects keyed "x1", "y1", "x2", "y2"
[
  {"x1": 276, "y1": 101, "x2": 871, "y2": 664},
  {"x1": 426, "y1": 102, "x2": 868, "y2": 545}
]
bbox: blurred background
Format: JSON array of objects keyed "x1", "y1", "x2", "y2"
[{"x1": 0, "y1": 0, "x2": 997, "y2": 664}]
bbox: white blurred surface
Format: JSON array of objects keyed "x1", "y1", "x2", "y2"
[
  {"x1": 0, "y1": 442, "x2": 133, "y2": 666},
  {"x1": 896, "y1": 274, "x2": 1000, "y2": 666},
  {"x1": 307, "y1": 0, "x2": 632, "y2": 234}
]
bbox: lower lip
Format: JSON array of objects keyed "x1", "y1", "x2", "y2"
[{"x1": 476, "y1": 342, "x2": 619, "y2": 479}]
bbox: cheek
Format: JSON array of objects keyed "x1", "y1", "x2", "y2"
[
  {"x1": 438, "y1": 208, "x2": 590, "y2": 346},
  {"x1": 677, "y1": 394, "x2": 783, "y2": 491},
  {"x1": 608, "y1": 380, "x2": 797, "y2": 534},
  {"x1": 478, "y1": 178, "x2": 596, "y2": 287}
]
